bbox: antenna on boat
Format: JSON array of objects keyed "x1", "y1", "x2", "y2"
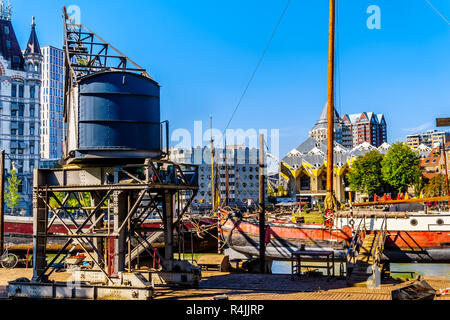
[
  {"x1": 437, "y1": 117, "x2": 450, "y2": 197},
  {"x1": 210, "y1": 116, "x2": 216, "y2": 213},
  {"x1": 324, "y1": 0, "x2": 339, "y2": 215},
  {"x1": 259, "y1": 133, "x2": 266, "y2": 273},
  {"x1": 225, "y1": 136, "x2": 229, "y2": 207}
]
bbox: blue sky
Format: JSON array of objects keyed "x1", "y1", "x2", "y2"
[{"x1": 11, "y1": 0, "x2": 450, "y2": 157}]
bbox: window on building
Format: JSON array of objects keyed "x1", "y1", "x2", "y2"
[
  {"x1": 18, "y1": 104, "x2": 24, "y2": 117},
  {"x1": 6, "y1": 40, "x2": 11, "y2": 48},
  {"x1": 18, "y1": 123, "x2": 24, "y2": 136},
  {"x1": 11, "y1": 84, "x2": 17, "y2": 97},
  {"x1": 300, "y1": 176, "x2": 311, "y2": 190},
  {"x1": 18, "y1": 85, "x2": 24, "y2": 98},
  {"x1": 4, "y1": 26, "x2": 9, "y2": 34},
  {"x1": 30, "y1": 86, "x2": 35, "y2": 99},
  {"x1": 30, "y1": 104, "x2": 35, "y2": 117},
  {"x1": 30, "y1": 125, "x2": 35, "y2": 135}
]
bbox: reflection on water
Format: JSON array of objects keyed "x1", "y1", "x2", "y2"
[
  {"x1": 271, "y1": 261, "x2": 450, "y2": 280},
  {"x1": 272, "y1": 260, "x2": 346, "y2": 276},
  {"x1": 390, "y1": 263, "x2": 450, "y2": 280}
]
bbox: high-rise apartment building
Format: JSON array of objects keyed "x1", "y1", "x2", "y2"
[
  {"x1": 170, "y1": 145, "x2": 265, "y2": 206},
  {"x1": 342, "y1": 112, "x2": 387, "y2": 148},
  {"x1": 406, "y1": 129, "x2": 450, "y2": 149},
  {"x1": 309, "y1": 104, "x2": 353, "y2": 149},
  {"x1": 40, "y1": 46, "x2": 64, "y2": 159},
  {"x1": 0, "y1": 4, "x2": 42, "y2": 214}
]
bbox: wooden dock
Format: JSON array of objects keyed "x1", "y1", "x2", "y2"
[
  {"x1": 348, "y1": 232, "x2": 385, "y2": 286},
  {"x1": 1, "y1": 269, "x2": 449, "y2": 300}
]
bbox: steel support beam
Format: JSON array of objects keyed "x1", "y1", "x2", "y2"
[
  {"x1": 113, "y1": 191, "x2": 127, "y2": 275},
  {"x1": 32, "y1": 169, "x2": 48, "y2": 281},
  {"x1": 91, "y1": 191, "x2": 105, "y2": 268},
  {"x1": 29, "y1": 159, "x2": 199, "y2": 289},
  {"x1": 162, "y1": 190, "x2": 174, "y2": 271}
]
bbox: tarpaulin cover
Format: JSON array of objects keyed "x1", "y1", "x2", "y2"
[{"x1": 392, "y1": 280, "x2": 436, "y2": 300}]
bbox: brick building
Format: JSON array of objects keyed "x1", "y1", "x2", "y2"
[{"x1": 342, "y1": 112, "x2": 387, "y2": 148}]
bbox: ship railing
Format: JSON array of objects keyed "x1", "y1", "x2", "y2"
[
  {"x1": 371, "y1": 214, "x2": 387, "y2": 269},
  {"x1": 345, "y1": 215, "x2": 366, "y2": 265}
]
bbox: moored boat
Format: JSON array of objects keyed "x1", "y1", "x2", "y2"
[
  {"x1": 220, "y1": 211, "x2": 450, "y2": 262},
  {"x1": 3, "y1": 214, "x2": 218, "y2": 253}
]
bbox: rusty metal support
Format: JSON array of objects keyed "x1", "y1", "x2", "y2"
[
  {"x1": 162, "y1": 189, "x2": 174, "y2": 271},
  {"x1": 30, "y1": 160, "x2": 198, "y2": 283}
]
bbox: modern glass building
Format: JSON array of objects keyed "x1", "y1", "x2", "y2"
[{"x1": 40, "y1": 46, "x2": 64, "y2": 159}]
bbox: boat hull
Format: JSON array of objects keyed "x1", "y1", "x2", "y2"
[
  {"x1": 221, "y1": 214, "x2": 450, "y2": 262},
  {"x1": 3, "y1": 215, "x2": 218, "y2": 253}
]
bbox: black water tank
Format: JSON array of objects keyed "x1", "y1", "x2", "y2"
[{"x1": 71, "y1": 71, "x2": 162, "y2": 161}]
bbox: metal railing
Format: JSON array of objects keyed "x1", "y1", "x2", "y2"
[
  {"x1": 371, "y1": 214, "x2": 387, "y2": 268},
  {"x1": 345, "y1": 215, "x2": 366, "y2": 265}
]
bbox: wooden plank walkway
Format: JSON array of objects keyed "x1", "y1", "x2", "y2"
[{"x1": 1, "y1": 269, "x2": 449, "y2": 300}]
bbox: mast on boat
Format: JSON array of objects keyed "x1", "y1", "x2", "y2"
[
  {"x1": 325, "y1": 0, "x2": 338, "y2": 212},
  {"x1": 259, "y1": 133, "x2": 266, "y2": 273},
  {"x1": 441, "y1": 141, "x2": 450, "y2": 197},
  {"x1": 210, "y1": 116, "x2": 216, "y2": 213},
  {"x1": 225, "y1": 137, "x2": 229, "y2": 207}
]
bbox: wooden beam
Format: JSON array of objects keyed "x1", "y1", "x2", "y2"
[
  {"x1": 326, "y1": 0, "x2": 336, "y2": 194},
  {"x1": 436, "y1": 118, "x2": 450, "y2": 127}
]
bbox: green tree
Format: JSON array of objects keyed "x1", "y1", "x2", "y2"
[
  {"x1": 277, "y1": 185, "x2": 287, "y2": 197},
  {"x1": 5, "y1": 169, "x2": 22, "y2": 215},
  {"x1": 423, "y1": 174, "x2": 447, "y2": 197},
  {"x1": 347, "y1": 150, "x2": 384, "y2": 196},
  {"x1": 381, "y1": 142, "x2": 421, "y2": 193},
  {"x1": 268, "y1": 184, "x2": 276, "y2": 197},
  {"x1": 49, "y1": 192, "x2": 92, "y2": 212},
  {"x1": 413, "y1": 174, "x2": 425, "y2": 198}
]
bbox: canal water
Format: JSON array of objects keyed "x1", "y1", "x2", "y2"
[{"x1": 271, "y1": 260, "x2": 450, "y2": 280}]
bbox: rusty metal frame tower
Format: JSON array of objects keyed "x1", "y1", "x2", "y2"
[
  {"x1": 7, "y1": 8, "x2": 200, "y2": 300},
  {"x1": 8, "y1": 158, "x2": 200, "y2": 300}
]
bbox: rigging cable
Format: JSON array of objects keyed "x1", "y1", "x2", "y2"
[
  {"x1": 424, "y1": 0, "x2": 450, "y2": 25},
  {"x1": 222, "y1": 0, "x2": 291, "y2": 136}
]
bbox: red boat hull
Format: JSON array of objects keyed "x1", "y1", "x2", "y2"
[
  {"x1": 3, "y1": 216, "x2": 218, "y2": 253},
  {"x1": 221, "y1": 216, "x2": 450, "y2": 262}
]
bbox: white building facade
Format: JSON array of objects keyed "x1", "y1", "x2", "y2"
[
  {"x1": 0, "y1": 7, "x2": 42, "y2": 214},
  {"x1": 171, "y1": 145, "x2": 265, "y2": 207}
]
